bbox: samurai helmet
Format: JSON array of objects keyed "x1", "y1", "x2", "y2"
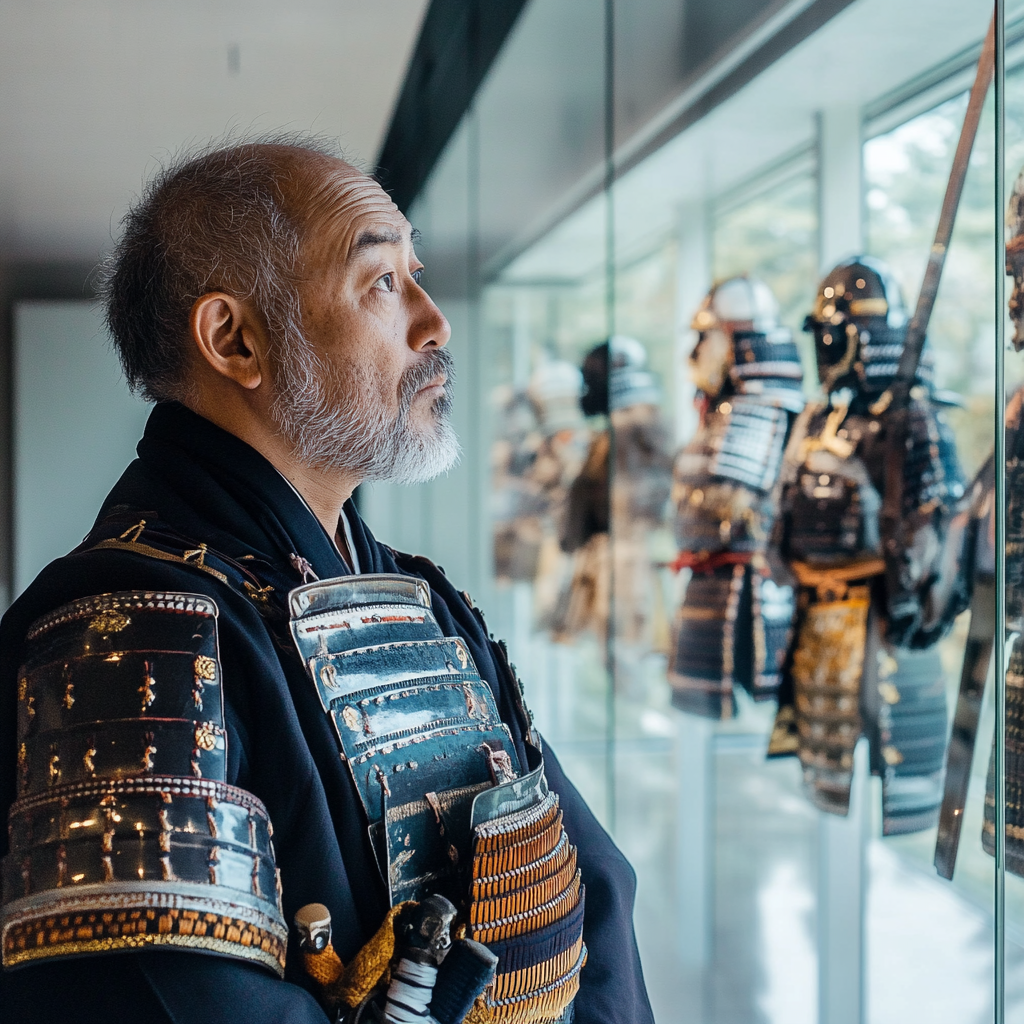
[
  {"x1": 804, "y1": 256, "x2": 931, "y2": 395},
  {"x1": 689, "y1": 276, "x2": 803, "y2": 401},
  {"x1": 579, "y1": 336, "x2": 660, "y2": 416}
]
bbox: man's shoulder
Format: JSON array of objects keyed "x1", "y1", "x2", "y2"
[{"x1": 2, "y1": 537, "x2": 257, "y2": 667}]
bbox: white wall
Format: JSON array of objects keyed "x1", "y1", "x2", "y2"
[{"x1": 13, "y1": 300, "x2": 150, "y2": 599}]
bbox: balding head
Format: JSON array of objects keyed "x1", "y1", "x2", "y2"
[{"x1": 101, "y1": 135, "x2": 392, "y2": 403}]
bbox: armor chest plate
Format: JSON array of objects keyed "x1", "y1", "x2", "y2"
[
  {"x1": 785, "y1": 413, "x2": 883, "y2": 566},
  {"x1": 288, "y1": 576, "x2": 588, "y2": 1022},
  {"x1": 288, "y1": 576, "x2": 521, "y2": 907}
]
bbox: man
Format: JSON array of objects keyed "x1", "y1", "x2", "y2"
[{"x1": 0, "y1": 138, "x2": 653, "y2": 1024}]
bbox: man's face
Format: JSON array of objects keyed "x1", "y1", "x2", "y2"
[{"x1": 270, "y1": 157, "x2": 458, "y2": 484}]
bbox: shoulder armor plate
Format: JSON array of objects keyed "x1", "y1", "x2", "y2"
[{"x1": 2, "y1": 591, "x2": 287, "y2": 976}]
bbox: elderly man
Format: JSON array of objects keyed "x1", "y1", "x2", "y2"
[{"x1": 0, "y1": 140, "x2": 653, "y2": 1024}]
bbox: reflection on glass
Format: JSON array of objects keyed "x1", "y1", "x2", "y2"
[{"x1": 405, "y1": 0, "x2": 1015, "y2": 1020}]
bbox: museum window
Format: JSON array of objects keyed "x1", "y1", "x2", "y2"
[{"x1": 365, "y1": 0, "x2": 1024, "y2": 1020}]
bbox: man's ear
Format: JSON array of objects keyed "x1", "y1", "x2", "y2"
[{"x1": 189, "y1": 292, "x2": 266, "y2": 391}]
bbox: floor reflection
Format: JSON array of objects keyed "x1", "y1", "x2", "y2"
[{"x1": 495, "y1": 596, "x2": 1021, "y2": 1023}]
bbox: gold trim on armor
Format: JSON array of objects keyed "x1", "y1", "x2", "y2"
[
  {"x1": 3, "y1": 904, "x2": 285, "y2": 975},
  {"x1": 27, "y1": 591, "x2": 218, "y2": 641},
  {"x1": 790, "y1": 559, "x2": 885, "y2": 600},
  {"x1": 86, "y1": 540, "x2": 230, "y2": 585},
  {"x1": 982, "y1": 819, "x2": 1024, "y2": 842},
  {"x1": 9, "y1": 774, "x2": 271, "y2": 818}
]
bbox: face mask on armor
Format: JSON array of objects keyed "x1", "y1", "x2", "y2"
[
  {"x1": 802, "y1": 255, "x2": 936, "y2": 397},
  {"x1": 669, "y1": 276, "x2": 805, "y2": 718},
  {"x1": 770, "y1": 255, "x2": 968, "y2": 836}
]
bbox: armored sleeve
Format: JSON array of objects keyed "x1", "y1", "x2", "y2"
[
  {"x1": 886, "y1": 401, "x2": 969, "y2": 648},
  {"x1": 1, "y1": 591, "x2": 288, "y2": 976}
]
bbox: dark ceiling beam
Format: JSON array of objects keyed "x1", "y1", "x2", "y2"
[{"x1": 374, "y1": 0, "x2": 530, "y2": 213}]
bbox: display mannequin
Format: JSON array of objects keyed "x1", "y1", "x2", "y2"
[
  {"x1": 555, "y1": 337, "x2": 673, "y2": 657},
  {"x1": 668, "y1": 276, "x2": 804, "y2": 718},
  {"x1": 770, "y1": 257, "x2": 967, "y2": 834},
  {"x1": 491, "y1": 360, "x2": 589, "y2": 588}
]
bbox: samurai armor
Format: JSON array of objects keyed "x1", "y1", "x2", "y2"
[
  {"x1": 772, "y1": 387, "x2": 965, "y2": 828},
  {"x1": 878, "y1": 645, "x2": 948, "y2": 836},
  {"x1": 289, "y1": 575, "x2": 585, "y2": 1022},
  {"x1": 668, "y1": 564, "x2": 795, "y2": 718},
  {"x1": 1, "y1": 591, "x2": 288, "y2": 975},
  {"x1": 669, "y1": 318, "x2": 803, "y2": 717}
]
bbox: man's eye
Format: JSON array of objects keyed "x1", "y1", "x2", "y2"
[
  {"x1": 412, "y1": 269, "x2": 423, "y2": 285},
  {"x1": 375, "y1": 273, "x2": 394, "y2": 292}
]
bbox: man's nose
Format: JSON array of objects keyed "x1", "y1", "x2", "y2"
[{"x1": 410, "y1": 294, "x2": 451, "y2": 351}]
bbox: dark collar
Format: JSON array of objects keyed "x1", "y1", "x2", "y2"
[{"x1": 127, "y1": 402, "x2": 380, "y2": 580}]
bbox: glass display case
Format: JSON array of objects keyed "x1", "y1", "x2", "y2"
[{"x1": 362, "y1": 1, "x2": 1024, "y2": 1020}]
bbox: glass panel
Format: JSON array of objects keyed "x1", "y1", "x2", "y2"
[
  {"x1": 392, "y1": 1, "x2": 1011, "y2": 1020},
  {"x1": 470, "y1": 0, "x2": 616, "y2": 833},
  {"x1": 864, "y1": 69, "x2": 1000, "y2": 977}
]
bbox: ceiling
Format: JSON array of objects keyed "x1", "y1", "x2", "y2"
[
  {"x1": 482, "y1": 0, "x2": 1016, "y2": 285},
  {"x1": 0, "y1": 0, "x2": 429, "y2": 264}
]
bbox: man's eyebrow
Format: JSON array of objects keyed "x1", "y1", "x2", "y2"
[
  {"x1": 351, "y1": 228, "x2": 406, "y2": 253},
  {"x1": 411, "y1": 227, "x2": 422, "y2": 245}
]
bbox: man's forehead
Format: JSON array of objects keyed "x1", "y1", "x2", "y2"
[{"x1": 294, "y1": 158, "x2": 409, "y2": 258}]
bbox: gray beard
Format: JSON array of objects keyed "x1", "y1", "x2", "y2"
[{"x1": 269, "y1": 338, "x2": 461, "y2": 485}]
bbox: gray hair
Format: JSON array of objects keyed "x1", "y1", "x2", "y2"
[{"x1": 98, "y1": 132, "x2": 344, "y2": 403}]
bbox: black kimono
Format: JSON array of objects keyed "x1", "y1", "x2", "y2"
[{"x1": 0, "y1": 402, "x2": 652, "y2": 1024}]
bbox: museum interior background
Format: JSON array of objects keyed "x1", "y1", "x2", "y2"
[{"x1": 3, "y1": 0, "x2": 1024, "y2": 1021}]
